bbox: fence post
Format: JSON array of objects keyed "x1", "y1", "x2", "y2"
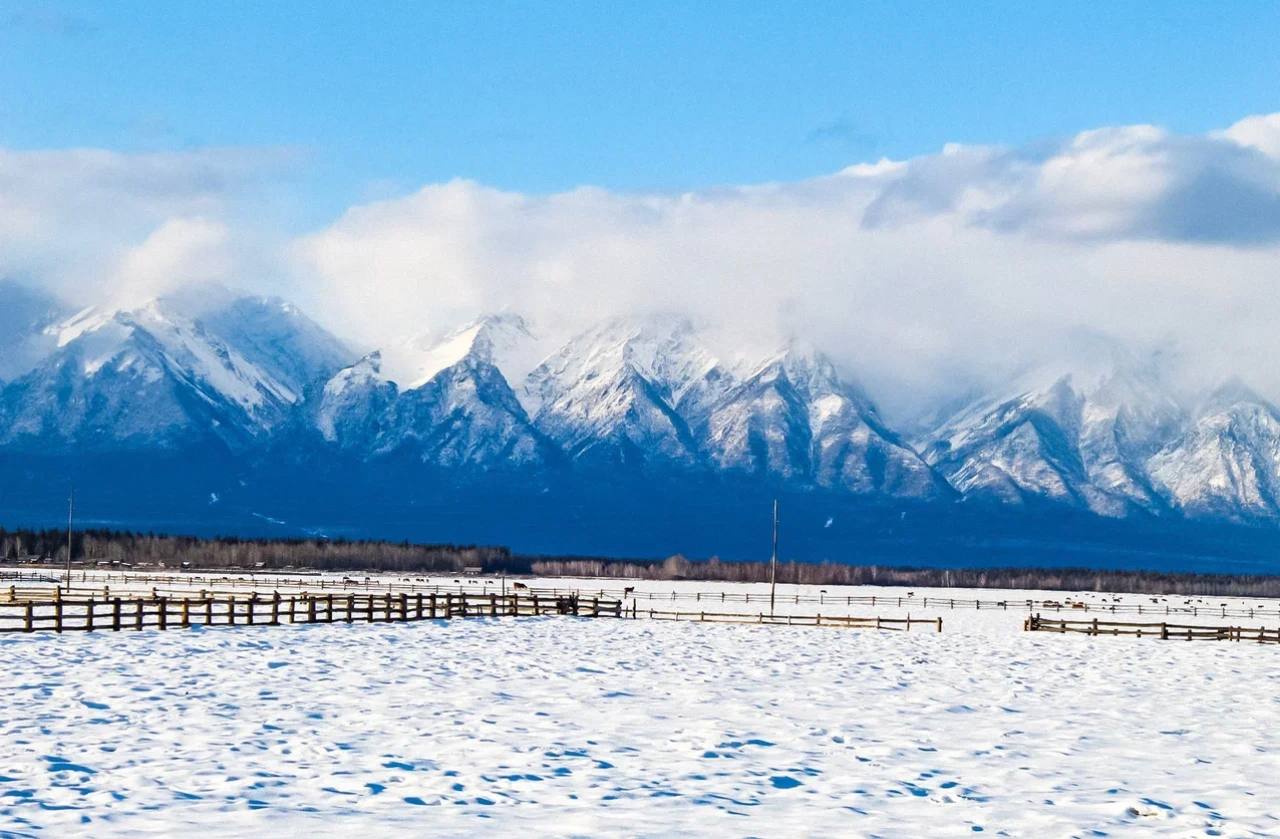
[
  {"x1": 85, "y1": 597, "x2": 95, "y2": 632},
  {"x1": 400, "y1": 593, "x2": 408, "y2": 621},
  {"x1": 416, "y1": 593, "x2": 424, "y2": 620},
  {"x1": 54, "y1": 597, "x2": 63, "y2": 633},
  {"x1": 429, "y1": 593, "x2": 437, "y2": 619},
  {"x1": 327, "y1": 594, "x2": 335, "y2": 623},
  {"x1": 158, "y1": 597, "x2": 167, "y2": 631},
  {"x1": 181, "y1": 598, "x2": 190, "y2": 628},
  {"x1": 135, "y1": 598, "x2": 144, "y2": 631},
  {"x1": 24, "y1": 602, "x2": 33, "y2": 632},
  {"x1": 113, "y1": 597, "x2": 122, "y2": 631},
  {"x1": 247, "y1": 595, "x2": 256, "y2": 626},
  {"x1": 228, "y1": 596, "x2": 236, "y2": 626},
  {"x1": 307, "y1": 596, "x2": 317, "y2": 623},
  {"x1": 936, "y1": 617, "x2": 943, "y2": 633},
  {"x1": 385, "y1": 593, "x2": 393, "y2": 622},
  {"x1": 366, "y1": 595, "x2": 373, "y2": 623},
  {"x1": 206, "y1": 597, "x2": 214, "y2": 625},
  {"x1": 346, "y1": 594, "x2": 354, "y2": 623},
  {"x1": 271, "y1": 592, "x2": 281, "y2": 626}
]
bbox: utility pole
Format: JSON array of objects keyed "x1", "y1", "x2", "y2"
[
  {"x1": 64, "y1": 488, "x2": 75, "y2": 591},
  {"x1": 769, "y1": 498, "x2": 778, "y2": 615}
]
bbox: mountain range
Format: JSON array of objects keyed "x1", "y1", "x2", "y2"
[{"x1": 2, "y1": 280, "x2": 1279, "y2": 570}]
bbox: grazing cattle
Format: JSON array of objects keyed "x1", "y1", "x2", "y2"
[
  {"x1": 453, "y1": 579, "x2": 461, "y2": 584},
  {"x1": 623, "y1": 586, "x2": 635, "y2": 596},
  {"x1": 512, "y1": 582, "x2": 530, "y2": 591}
]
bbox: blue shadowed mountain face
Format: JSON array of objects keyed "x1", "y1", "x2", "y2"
[{"x1": 2, "y1": 282, "x2": 1279, "y2": 572}]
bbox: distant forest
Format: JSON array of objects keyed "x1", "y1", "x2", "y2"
[
  {"x1": 0, "y1": 527, "x2": 511, "y2": 573},
  {"x1": 529, "y1": 555, "x2": 1280, "y2": 598},
  {"x1": 5, "y1": 525, "x2": 1280, "y2": 598}
]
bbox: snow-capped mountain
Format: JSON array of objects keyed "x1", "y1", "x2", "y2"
[
  {"x1": 699, "y1": 343, "x2": 949, "y2": 498},
  {"x1": 524, "y1": 316, "x2": 724, "y2": 467},
  {"x1": 920, "y1": 352, "x2": 1186, "y2": 515},
  {"x1": 0, "y1": 289, "x2": 351, "y2": 450},
  {"x1": 1148, "y1": 381, "x2": 1280, "y2": 521},
  {"x1": 5, "y1": 281, "x2": 1280, "y2": 540},
  {"x1": 314, "y1": 315, "x2": 555, "y2": 467}
]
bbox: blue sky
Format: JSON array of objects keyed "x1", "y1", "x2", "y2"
[{"x1": 4, "y1": 0, "x2": 1279, "y2": 222}]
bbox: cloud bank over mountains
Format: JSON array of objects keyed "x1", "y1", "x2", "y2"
[{"x1": 5, "y1": 113, "x2": 1280, "y2": 419}]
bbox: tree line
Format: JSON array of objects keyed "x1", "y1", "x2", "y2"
[
  {"x1": 528, "y1": 554, "x2": 1280, "y2": 599},
  {"x1": 0, "y1": 527, "x2": 509, "y2": 573}
]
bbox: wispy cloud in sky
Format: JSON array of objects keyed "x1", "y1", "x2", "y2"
[{"x1": 0, "y1": 145, "x2": 295, "y2": 304}]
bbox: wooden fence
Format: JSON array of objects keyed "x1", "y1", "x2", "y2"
[
  {"x1": 0, "y1": 587, "x2": 939, "y2": 636},
  {"x1": 0, "y1": 591, "x2": 621, "y2": 634},
  {"x1": 637, "y1": 608, "x2": 941, "y2": 631},
  {"x1": 1025, "y1": 613, "x2": 1280, "y2": 643}
]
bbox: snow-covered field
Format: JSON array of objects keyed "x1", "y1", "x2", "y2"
[{"x1": 3, "y1": 578, "x2": 1280, "y2": 837}]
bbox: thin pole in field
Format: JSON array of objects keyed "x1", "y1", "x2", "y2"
[
  {"x1": 769, "y1": 498, "x2": 778, "y2": 615},
  {"x1": 64, "y1": 488, "x2": 75, "y2": 591}
]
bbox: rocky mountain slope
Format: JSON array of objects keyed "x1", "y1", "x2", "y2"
[{"x1": 2, "y1": 282, "x2": 1279, "y2": 529}]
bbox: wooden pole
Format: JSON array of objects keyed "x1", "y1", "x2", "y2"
[
  {"x1": 63, "y1": 488, "x2": 74, "y2": 592},
  {"x1": 769, "y1": 498, "x2": 778, "y2": 615}
]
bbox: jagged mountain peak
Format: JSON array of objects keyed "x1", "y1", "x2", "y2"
[
  {"x1": 375, "y1": 312, "x2": 544, "y2": 392},
  {"x1": 1149, "y1": 378, "x2": 1280, "y2": 522},
  {"x1": 921, "y1": 347, "x2": 1188, "y2": 516}
]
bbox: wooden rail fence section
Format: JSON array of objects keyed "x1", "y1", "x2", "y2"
[
  {"x1": 0, "y1": 589, "x2": 942, "y2": 635},
  {"x1": 0, "y1": 592, "x2": 622, "y2": 634},
  {"x1": 640, "y1": 609, "x2": 941, "y2": 631},
  {"x1": 1025, "y1": 614, "x2": 1280, "y2": 643}
]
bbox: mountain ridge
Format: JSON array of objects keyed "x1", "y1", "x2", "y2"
[{"x1": 3, "y1": 282, "x2": 1280, "y2": 560}]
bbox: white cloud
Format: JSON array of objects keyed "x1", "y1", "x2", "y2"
[
  {"x1": 1221, "y1": 113, "x2": 1280, "y2": 160},
  {"x1": 6, "y1": 115, "x2": 1280, "y2": 419},
  {"x1": 292, "y1": 114, "x2": 1280, "y2": 415},
  {"x1": 0, "y1": 146, "x2": 289, "y2": 304}
]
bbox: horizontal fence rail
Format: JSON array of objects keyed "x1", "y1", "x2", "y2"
[
  {"x1": 1025, "y1": 613, "x2": 1280, "y2": 643},
  {"x1": 636, "y1": 609, "x2": 942, "y2": 631}
]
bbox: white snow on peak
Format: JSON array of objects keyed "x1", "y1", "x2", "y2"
[
  {"x1": 377, "y1": 314, "x2": 546, "y2": 393},
  {"x1": 43, "y1": 297, "x2": 301, "y2": 418}
]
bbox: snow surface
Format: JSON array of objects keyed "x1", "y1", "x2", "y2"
[{"x1": 2, "y1": 579, "x2": 1279, "y2": 836}]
